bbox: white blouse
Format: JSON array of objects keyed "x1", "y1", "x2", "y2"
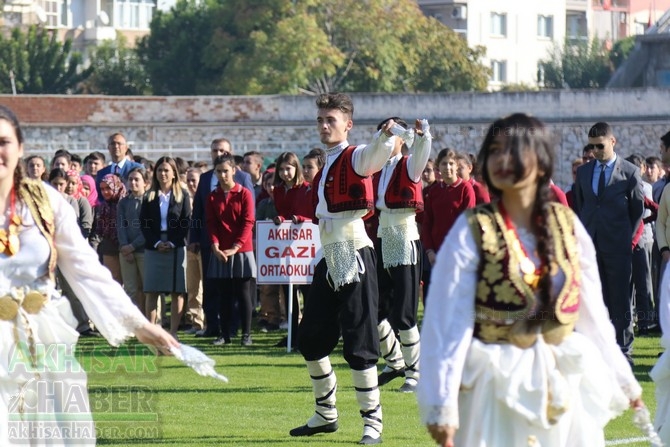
[
  {"x1": 0, "y1": 184, "x2": 146, "y2": 346},
  {"x1": 416, "y1": 212, "x2": 642, "y2": 426}
]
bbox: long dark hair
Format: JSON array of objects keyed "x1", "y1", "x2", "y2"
[
  {"x1": 478, "y1": 113, "x2": 556, "y2": 313},
  {"x1": 0, "y1": 106, "x2": 25, "y2": 192}
]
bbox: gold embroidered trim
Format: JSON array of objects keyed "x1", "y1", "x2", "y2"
[
  {"x1": 468, "y1": 203, "x2": 581, "y2": 347},
  {"x1": 18, "y1": 180, "x2": 57, "y2": 282}
]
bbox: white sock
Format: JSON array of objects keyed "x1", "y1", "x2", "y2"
[
  {"x1": 351, "y1": 367, "x2": 383, "y2": 436},
  {"x1": 306, "y1": 357, "x2": 338, "y2": 426},
  {"x1": 377, "y1": 319, "x2": 404, "y2": 371},
  {"x1": 399, "y1": 326, "x2": 420, "y2": 381}
]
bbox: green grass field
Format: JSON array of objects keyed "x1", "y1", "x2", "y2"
[{"x1": 79, "y1": 329, "x2": 664, "y2": 447}]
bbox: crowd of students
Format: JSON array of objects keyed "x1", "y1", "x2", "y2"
[{"x1": 15, "y1": 99, "x2": 670, "y2": 445}]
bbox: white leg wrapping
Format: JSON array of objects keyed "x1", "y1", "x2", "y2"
[
  {"x1": 399, "y1": 326, "x2": 420, "y2": 382},
  {"x1": 306, "y1": 357, "x2": 338, "y2": 427},
  {"x1": 351, "y1": 367, "x2": 383, "y2": 438},
  {"x1": 377, "y1": 319, "x2": 404, "y2": 371}
]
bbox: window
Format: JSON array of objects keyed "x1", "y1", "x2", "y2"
[
  {"x1": 103, "y1": 0, "x2": 154, "y2": 29},
  {"x1": 537, "y1": 15, "x2": 553, "y2": 38},
  {"x1": 40, "y1": 0, "x2": 64, "y2": 27},
  {"x1": 566, "y1": 13, "x2": 588, "y2": 40},
  {"x1": 490, "y1": 12, "x2": 507, "y2": 36},
  {"x1": 491, "y1": 60, "x2": 507, "y2": 83}
]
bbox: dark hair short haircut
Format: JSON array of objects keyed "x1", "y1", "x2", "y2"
[
  {"x1": 70, "y1": 153, "x2": 82, "y2": 165},
  {"x1": 376, "y1": 117, "x2": 408, "y2": 131},
  {"x1": 436, "y1": 148, "x2": 457, "y2": 167},
  {"x1": 625, "y1": 154, "x2": 644, "y2": 169},
  {"x1": 661, "y1": 131, "x2": 670, "y2": 149},
  {"x1": 316, "y1": 92, "x2": 354, "y2": 118},
  {"x1": 213, "y1": 154, "x2": 236, "y2": 169},
  {"x1": 588, "y1": 122, "x2": 613, "y2": 138},
  {"x1": 646, "y1": 156, "x2": 662, "y2": 167},
  {"x1": 304, "y1": 147, "x2": 326, "y2": 169},
  {"x1": 127, "y1": 166, "x2": 149, "y2": 183},
  {"x1": 48, "y1": 168, "x2": 67, "y2": 182},
  {"x1": 84, "y1": 151, "x2": 106, "y2": 164}
]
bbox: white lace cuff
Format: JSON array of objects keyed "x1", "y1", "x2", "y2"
[
  {"x1": 419, "y1": 405, "x2": 459, "y2": 428},
  {"x1": 96, "y1": 310, "x2": 148, "y2": 347},
  {"x1": 621, "y1": 381, "x2": 642, "y2": 400}
]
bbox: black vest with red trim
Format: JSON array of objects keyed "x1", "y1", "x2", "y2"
[
  {"x1": 312, "y1": 146, "x2": 374, "y2": 218},
  {"x1": 372, "y1": 156, "x2": 424, "y2": 211}
]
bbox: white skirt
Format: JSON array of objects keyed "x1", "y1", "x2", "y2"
[
  {"x1": 456, "y1": 333, "x2": 629, "y2": 447},
  {"x1": 0, "y1": 295, "x2": 94, "y2": 446},
  {"x1": 651, "y1": 350, "x2": 670, "y2": 444}
]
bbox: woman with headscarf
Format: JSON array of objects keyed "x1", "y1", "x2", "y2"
[{"x1": 91, "y1": 174, "x2": 126, "y2": 284}]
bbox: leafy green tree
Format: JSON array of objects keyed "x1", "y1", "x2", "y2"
[
  {"x1": 0, "y1": 25, "x2": 92, "y2": 93},
  {"x1": 136, "y1": 0, "x2": 218, "y2": 95},
  {"x1": 609, "y1": 36, "x2": 636, "y2": 70},
  {"x1": 83, "y1": 35, "x2": 151, "y2": 95},
  {"x1": 239, "y1": 0, "x2": 489, "y2": 93},
  {"x1": 539, "y1": 37, "x2": 612, "y2": 89},
  {"x1": 138, "y1": 0, "x2": 489, "y2": 95}
]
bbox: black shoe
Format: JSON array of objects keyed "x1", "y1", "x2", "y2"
[
  {"x1": 274, "y1": 336, "x2": 298, "y2": 349},
  {"x1": 359, "y1": 435, "x2": 383, "y2": 445},
  {"x1": 378, "y1": 368, "x2": 404, "y2": 386},
  {"x1": 79, "y1": 329, "x2": 98, "y2": 337},
  {"x1": 196, "y1": 330, "x2": 219, "y2": 338},
  {"x1": 289, "y1": 421, "x2": 338, "y2": 437}
]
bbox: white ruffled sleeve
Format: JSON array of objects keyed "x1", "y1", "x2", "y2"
[
  {"x1": 660, "y1": 269, "x2": 670, "y2": 349},
  {"x1": 416, "y1": 214, "x2": 478, "y2": 428},
  {"x1": 572, "y1": 218, "x2": 642, "y2": 399},
  {"x1": 48, "y1": 187, "x2": 147, "y2": 346}
]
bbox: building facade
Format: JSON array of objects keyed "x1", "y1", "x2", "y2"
[
  {"x1": 1, "y1": 0, "x2": 160, "y2": 54},
  {"x1": 418, "y1": 0, "x2": 670, "y2": 89}
]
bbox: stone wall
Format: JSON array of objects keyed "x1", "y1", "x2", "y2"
[{"x1": 1, "y1": 89, "x2": 669, "y2": 188}]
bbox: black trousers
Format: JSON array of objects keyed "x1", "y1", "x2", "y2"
[
  {"x1": 215, "y1": 277, "x2": 253, "y2": 341},
  {"x1": 199, "y1": 247, "x2": 222, "y2": 336},
  {"x1": 596, "y1": 250, "x2": 634, "y2": 355},
  {"x1": 376, "y1": 239, "x2": 422, "y2": 331},
  {"x1": 298, "y1": 246, "x2": 380, "y2": 371}
]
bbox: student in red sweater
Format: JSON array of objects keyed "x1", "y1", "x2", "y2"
[
  {"x1": 273, "y1": 151, "x2": 314, "y2": 224},
  {"x1": 206, "y1": 154, "x2": 256, "y2": 346},
  {"x1": 422, "y1": 148, "x2": 476, "y2": 271},
  {"x1": 272, "y1": 151, "x2": 313, "y2": 348},
  {"x1": 456, "y1": 152, "x2": 490, "y2": 204}
]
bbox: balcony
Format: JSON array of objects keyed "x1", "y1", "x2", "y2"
[{"x1": 592, "y1": 0, "x2": 630, "y2": 10}]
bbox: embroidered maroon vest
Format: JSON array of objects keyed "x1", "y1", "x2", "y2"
[
  {"x1": 312, "y1": 145, "x2": 374, "y2": 215},
  {"x1": 466, "y1": 202, "x2": 581, "y2": 346},
  {"x1": 372, "y1": 156, "x2": 424, "y2": 211}
]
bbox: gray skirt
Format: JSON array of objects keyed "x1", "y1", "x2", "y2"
[
  {"x1": 144, "y1": 247, "x2": 187, "y2": 293},
  {"x1": 207, "y1": 251, "x2": 256, "y2": 279}
]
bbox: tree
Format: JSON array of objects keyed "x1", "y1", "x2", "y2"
[
  {"x1": 0, "y1": 25, "x2": 92, "y2": 94},
  {"x1": 136, "y1": 0, "x2": 218, "y2": 95},
  {"x1": 83, "y1": 35, "x2": 151, "y2": 95},
  {"x1": 539, "y1": 37, "x2": 612, "y2": 89},
  {"x1": 609, "y1": 36, "x2": 636, "y2": 70},
  {"x1": 138, "y1": 0, "x2": 489, "y2": 95},
  {"x1": 233, "y1": 0, "x2": 489, "y2": 93}
]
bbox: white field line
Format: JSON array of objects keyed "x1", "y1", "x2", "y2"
[{"x1": 605, "y1": 437, "x2": 654, "y2": 445}]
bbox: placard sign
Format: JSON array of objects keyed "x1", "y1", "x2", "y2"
[{"x1": 255, "y1": 221, "x2": 321, "y2": 285}]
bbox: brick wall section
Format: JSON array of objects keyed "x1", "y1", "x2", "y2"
[{"x1": 1, "y1": 89, "x2": 669, "y2": 188}]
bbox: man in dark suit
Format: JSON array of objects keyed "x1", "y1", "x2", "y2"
[
  {"x1": 188, "y1": 138, "x2": 254, "y2": 338},
  {"x1": 573, "y1": 122, "x2": 645, "y2": 364},
  {"x1": 95, "y1": 132, "x2": 143, "y2": 197}
]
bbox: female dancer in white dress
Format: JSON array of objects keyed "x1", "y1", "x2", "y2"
[
  {"x1": 652, "y1": 265, "x2": 670, "y2": 443},
  {"x1": 0, "y1": 105, "x2": 179, "y2": 445},
  {"x1": 417, "y1": 113, "x2": 643, "y2": 447}
]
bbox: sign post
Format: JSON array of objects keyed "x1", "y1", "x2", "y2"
[{"x1": 256, "y1": 221, "x2": 321, "y2": 352}]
